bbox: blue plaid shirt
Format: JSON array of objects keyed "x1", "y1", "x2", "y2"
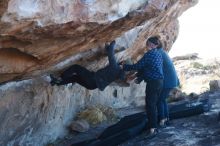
[{"x1": 123, "y1": 49, "x2": 163, "y2": 80}]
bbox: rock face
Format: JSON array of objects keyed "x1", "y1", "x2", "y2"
[
  {"x1": 0, "y1": 0, "x2": 198, "y2": 145},
  {"x1": 0, "y1": 77, "x2": 145, "y2": 146},
  {"x1": 0, "y1": 0, "x2": 197, "y2": 83}
]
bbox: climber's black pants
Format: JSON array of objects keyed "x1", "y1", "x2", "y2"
[{"x1": 58, "y1": 64, "x2": 97, "y2": 90}]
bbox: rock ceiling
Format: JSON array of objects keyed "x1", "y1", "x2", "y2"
[{"x1": 0, "y1": 0, "x2": 198, "y2": 83}]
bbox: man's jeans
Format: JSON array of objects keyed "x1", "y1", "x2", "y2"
[{"x1": 157, "y1": 88, "x2": 172, "y2": 120}]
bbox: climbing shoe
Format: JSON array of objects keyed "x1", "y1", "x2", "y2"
[
  {"x1": 144, "y1": 128, "x2": 159, "y2": 139},
  {"x1": 105, "y1": 40, "x2": 116, "y2": 51},
  {"x1": 50, "y1": 74, "x2": 61, "y2": 86}
]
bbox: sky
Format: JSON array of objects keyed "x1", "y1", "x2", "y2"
[{"x1": 169, "y1": 0, "x2": 220, "y2": 58}]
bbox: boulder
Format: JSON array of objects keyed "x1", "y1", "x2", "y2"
[{"x1": 70, "y1": 119, "x2": 90, "y2": 133}]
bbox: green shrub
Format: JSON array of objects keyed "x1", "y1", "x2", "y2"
[{"x1": 191, "y1": 62, "x2": 204, "y2": 69}]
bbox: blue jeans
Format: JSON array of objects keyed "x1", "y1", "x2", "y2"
[{"x1": 157, "y1": 88, "x2": 172, "y2": 120}]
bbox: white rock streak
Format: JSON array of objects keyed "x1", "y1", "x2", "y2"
[{"x1": 4, "y1": 0, "x2": 148, "y2": 26}]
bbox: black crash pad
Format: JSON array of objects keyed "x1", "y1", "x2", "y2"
[{"x1": 71, "y1": 98, "x2": 210, "y2": 146}]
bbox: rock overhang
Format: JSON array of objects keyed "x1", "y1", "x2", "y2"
[{"x1": 0, "y1": 0, "x2": 198, "y2": 83}]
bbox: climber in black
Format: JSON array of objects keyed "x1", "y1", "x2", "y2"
[{"x1": 50, "y1": 40, "x2": 125, "y2": 91}]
